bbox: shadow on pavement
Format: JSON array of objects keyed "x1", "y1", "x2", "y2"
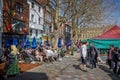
[
  {"x1": 77, "y1": 59, "x2": 81, "y2": 61},
  {"x1": 98, "y1": 64, "x2": 120, "y2": 80},
  {"x1": 72, "y1": 64, "x2": 81, "y2": 70},
  {"x1": 98, "y1": 64, "x2": 112, "y2": 73},
  {"x1": 108, "y1": 73, "x2": 120, "y2": 80},
  {"x1": 7, "y1": 72, "x2": 49, "y2": 80}
]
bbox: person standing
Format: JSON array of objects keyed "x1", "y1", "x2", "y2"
[
  {"x1": 89, "y1": 42, "x2": 99, "y2": 69},
  {"x1": 112, "y1": 47, "x2": 119, "y2": 74},
  {"x1": 80, "y1": 42, "x2": 88, "y2": 72},
  {"x1": 117, "y1": 49, "x2": 120, "y2": 75},
  {"x1": 107, "y1": 45, "x2": 114, "y2": 69},
  {"x1": 5, "y1": 45, "x2": 19, "y2": 77}
]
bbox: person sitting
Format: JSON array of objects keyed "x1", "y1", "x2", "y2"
[
  {"x1": 24, "y1": 48, "x2": 35, "y2": 63},
  {"x1": 35, "y1": 48, "x2": 43, "y2": 62},
  {"x1": 46, "y1": 47, "x2": 55, "y2": 62},
  {"x1": 53, "y1": 48, "x2": 58, "y2": 60}
]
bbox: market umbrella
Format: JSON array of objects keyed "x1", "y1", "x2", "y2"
[
  {"x1": 32, "y1": 37, "x2": 37, "y2": 49},
  {"x1": 40, "y1": 37, "x2": 42, "y2": 47},
  {"x1": 58, "y1": 37, "x2": 62, "y2": 48},
  {"x1": 22, "y1": 35, "x2": 26, "y2": 48},
  {"x1": 46, "y1": 37, "x2": 50, "y2": 46},
  {"x1": 12, "y1": 37, "x2": 18, "y2": 46},
  {"x1": 66, "y1": 37, "x2": 71, "y2": 47},
  {"x1": 5, "y1": 37, "x2": 10, "y2": 48},
  {"x1": 26, "y1": 40, "x2": 30, "y2": 48}
]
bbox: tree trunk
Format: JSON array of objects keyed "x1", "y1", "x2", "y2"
[{"x1": 53, "y1": 0, "x2": 60, "y2": 49}]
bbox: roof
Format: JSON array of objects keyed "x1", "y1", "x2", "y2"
[
  {"x1": 94, "y1": 25, "x2": 120, "y2": 39},
  {"x1": 36, "y1": 0, "x2": 48, "y2": 5}
]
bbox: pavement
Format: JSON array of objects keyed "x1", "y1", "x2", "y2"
[{"x1": 8, "y1": 52, "x2": 120, "y2": 80}]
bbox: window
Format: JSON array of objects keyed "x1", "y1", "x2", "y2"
[
  {"x1": 30, "y1": 29, "x2": 32, "y2": 36},
  {"x1": 13, "y1": 19, "x2": 25, "y2": 32},
  {"x1": 16, "y1": 2, "x2": 23, "y2": 13},
  {"x1": 36, "y1": 30, "x2": 38, "y2": 37},
  {"x1": 46, "y1": 6, "x2": 51, "y2": 12},
  {"x1": 50, "y1": 0, "x2": 56, "y2": 9},
  {"x1": 31, "y1": 14, "x2": 34, "y2": 22},
  {"x1": 50, "y1": 26, "x2": 52, "y2": 33},
  {"x1": 40, "y1": 30, "x2": 43, "y2": 33},
  {"x1": 38, "y1": 17, "x2": 40, "y2": 24},
  {"x1": 38, "y1": 7, "x2": 41, "y2": 12},
  {"x1": 31, "y1": 2, "x2": 34, "y2": 8},
  {"x1": 45, "y1": 13, "x2": 51, "y2": 22}
]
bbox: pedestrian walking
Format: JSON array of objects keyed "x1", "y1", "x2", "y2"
[
  {"x1": 79, "y1": 42, "x2": 88, "y2": 72},
  {"x1": 117, "y1": 49, "x2": 120, "y2": 75},
  {"x1": 112, "y1": 47, "x2": 119, "y2": 74},
  {"x1": 107, "y1": 45, "x2": 114, "y2": 69},
  {"x1": 88, "y1": 42, "x2": 99, "y2": 69}
]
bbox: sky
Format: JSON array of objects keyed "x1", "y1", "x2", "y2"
[
  {"x1": 109, "y1": 0, "x2": 120, "y2": 26},
  {"x1": 60, "y1": 0, "x2": 120, "y2": 27}
]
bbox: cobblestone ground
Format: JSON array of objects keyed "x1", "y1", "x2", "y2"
[{"x1": 8, "y1": 52, "x2": 120, "y2": 80}]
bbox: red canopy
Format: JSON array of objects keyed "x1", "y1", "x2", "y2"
[{"x1": 94, "y1": 25, "x2": 120, "y2": 39}]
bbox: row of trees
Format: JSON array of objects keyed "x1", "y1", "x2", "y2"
[{"x1": 53, "y1": 0, "x2": 118, "y2": 47}]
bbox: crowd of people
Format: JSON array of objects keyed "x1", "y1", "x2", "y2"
[
  {"x1": 0, "y1": 44, "x2": 69, "y2": 79},
  {"x1": 75, "y1": 41, "x2": 120, "y2": 76},
  {"x1": 0, "y1": 41, "x2": 120, "y2": 79},
  {"x1": 77, "y1": 41, "x2": 100, "y2": 72}
]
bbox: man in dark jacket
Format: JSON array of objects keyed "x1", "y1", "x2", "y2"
[
  {"x1": 117, "y1": 49, "x2": 120, "y2": 75},
  {"x1": 112, "y1": 47, "x2": 119, "y2": 74},
  {"x1": 89, "y1": 42, "x2": 99, "y2": 69},
  {"x1": 107, "y1": 45, "x2": 114, "y2": 69}
]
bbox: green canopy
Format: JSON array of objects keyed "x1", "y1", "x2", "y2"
[
  {"x1": 86, "y1": 25, "x2": 120, "y2": 50},
  {"x1": 87, "y1": 39, "x2": 120, "y2": 49}
]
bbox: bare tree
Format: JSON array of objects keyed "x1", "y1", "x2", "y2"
[{"x1": 53, "y1": 0, "x2": 118, "y2": 47}]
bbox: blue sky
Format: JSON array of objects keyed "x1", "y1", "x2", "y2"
[
  {"x1": 59, "y1": 0, "x2": 120, "y2": 27},
  {"x1": 108, "y1": 0, "x2": 120, "y2": 26}
]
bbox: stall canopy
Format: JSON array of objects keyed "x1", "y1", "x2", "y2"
[
  {"x1": 26, "y1": 40, "x2": 30, "y2": 48},
  {"x1": 94, "y1": 25, "x2": 120, "y2": 39},
  {"x1": 32, "y1": 37, "x2": 37, "y2": 49},
  {"x1": 88, "y1": 39, "x2": 120, "y2": 49},
  {"x1": 12, "y1": 37, "x2": 18, "y2": 46},
  {"x1": 88, "y1": 25, "x2": 120, "y2": 49}
]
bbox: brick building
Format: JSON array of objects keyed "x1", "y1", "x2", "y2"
[
  {"x1": 42, "y1": 0, "x2": 56, "y2": 45},
  {"x1": 3, "y1": 0, "x2": 29, "y2": 47},
  {"x1": 77, "y1": 25, "x2": 113, "y2": 40},
  {"x1": 3, "y1": 0, "x2": 29, "y2": 34}
]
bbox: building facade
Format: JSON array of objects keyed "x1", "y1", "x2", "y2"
[
  {"x1": 78, "y1": 25, "x2": 113, "y2": 40},
  {"x1": 3, "y1": 0, "x2": 29, "y2": 46},
  {"x1": 27, "y1": 0, "x2": 44, "y2": 43},
  {"x1": 3, "y1": 0, "x2": 29, "y2": 34},
  {"x1": 64, "y1": 24, "x2": 71, "y2": 46},
  {"x1": 42, "y1": 0, "x2": 56, "y2": 46}
]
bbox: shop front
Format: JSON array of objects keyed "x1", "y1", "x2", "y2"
[
  {"x1": 28, "y1": 28, "x2": 43, "y2": 47},
  {"x1": 2, "y1": 0, "x2": 29, "y2": 49},
  {"x1": 42, "y1": 35, "x2": 51, "y2": 46}
]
